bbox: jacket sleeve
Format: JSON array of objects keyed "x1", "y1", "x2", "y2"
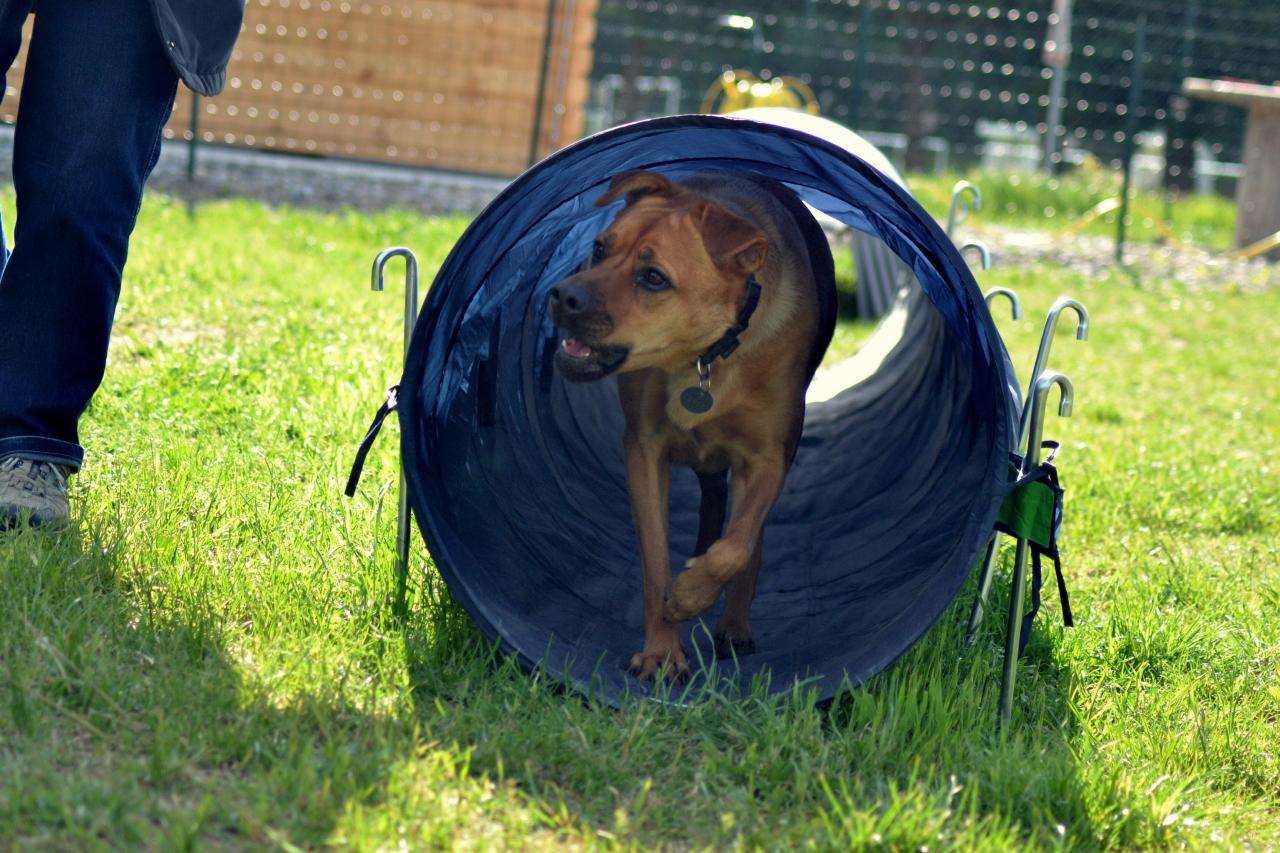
[{"x1": 149, "y1": 0, "x2": 246, "y2": 96}]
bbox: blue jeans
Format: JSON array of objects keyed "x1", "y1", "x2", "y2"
[{"x1": 0, "y1": 0, "x2": 178, "y2": 471}]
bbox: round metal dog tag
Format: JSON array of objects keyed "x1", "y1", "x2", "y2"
[{"x1": 680, "y1": 386, "x2": 714, "y2": 414}]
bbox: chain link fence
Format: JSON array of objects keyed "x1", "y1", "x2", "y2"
[{"x1": 588, "y1": 0, "x2": 1279, "y2": 196}]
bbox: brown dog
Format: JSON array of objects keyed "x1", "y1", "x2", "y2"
[{"x1": 549, "y1": 170, "x2": 835, "y2": 681}]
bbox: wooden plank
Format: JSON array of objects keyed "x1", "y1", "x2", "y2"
[
  {"x1": 1234, "y1": 106, "x2": 1280, "y2": 255},
  {"x1": 1183, "y1": 76, "x2": 1280, "y2": 110}
]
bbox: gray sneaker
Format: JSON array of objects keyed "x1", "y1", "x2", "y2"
[{"x1": 0, "y1": 456, "x2": 72, "y2": 529}]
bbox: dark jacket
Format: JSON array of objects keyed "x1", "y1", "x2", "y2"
[{"x1": 148, "y1": 0, "x2": 244, "y2": 96}]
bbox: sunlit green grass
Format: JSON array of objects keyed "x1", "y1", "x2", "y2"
[
  {"x1": 910, "y1": 160, "x2": 1239, "y2": 250},
  {"x1": 1, "y1": 185, "x2": 1277, "y2": 849}
]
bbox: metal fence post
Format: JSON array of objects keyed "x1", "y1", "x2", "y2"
[
  {"x1": 848, "y1": 1, "x2": 873, "y2": 128},
  {"x1": 1042, "y1": 0, "x2": 1074, "y2": 175},
  {"x1": 186, "y1": 93, "x2": 201, "y2": 183},
  {"x1": 1116, "y1": 15, "x2": 1148, "y2": 265},
  {"x1": 528, "y1": 0, "x2": 559, "y2": 167}
]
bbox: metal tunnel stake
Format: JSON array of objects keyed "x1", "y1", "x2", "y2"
[
  {"x1": 1000, "y1": 370, "x2": 1074, "y2": 722},
  {"x1": 371, "y1": 247, "x2": 420, "y2": 616},
  {"x1": 961, "y1": 241, "x2": 992, "y2": 271},
  {"x1": 964, "y1": 287, "x2": 1023, "y2": 650},
  {"x1": 946, "y1": 181, "x2": 982, "y2": 237},
  {"x1": 1018, "y1": 297, "x2": 1088, "y2": 452},
  {"x1": 984, "y1": 287, "x2": 1022, "y2": 320}
]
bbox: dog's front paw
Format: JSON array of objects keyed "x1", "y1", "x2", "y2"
[
  {"x1": 662, "y1": 560, "x2": 725, "y2": 623},
  {"x1": 628, "y1": 642, "x2": 690, "y2": 683}
]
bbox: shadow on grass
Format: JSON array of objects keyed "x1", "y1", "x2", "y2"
[
  {"x1": 0, "y1": 522, "x2": 420, "y2": 848},
  {"x1": 2, "y1": 518, "x2": 1096, "y2": 848}
]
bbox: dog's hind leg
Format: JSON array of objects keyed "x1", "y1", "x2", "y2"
[
  {"x1": 714, "y1": 530, "x2": 761, "y2": 658},
  {"x1": 692, "y1": 470, "x2": 728, "y2": 557}
]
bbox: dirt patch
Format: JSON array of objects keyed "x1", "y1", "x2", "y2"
[{"x1": 965, "y1": 222, "x2": 1280, "y2": 294}]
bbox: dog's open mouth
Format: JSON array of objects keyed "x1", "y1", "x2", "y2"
[
  {"x1": 554, "y1": 335, "x2": 629, "y2": 381},
  {"x1": 561, "y1": 337, "x2": 593, "y2": 359}
]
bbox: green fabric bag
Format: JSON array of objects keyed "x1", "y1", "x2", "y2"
[{"x1": 994, "y1": 443, "x2": 1073, "y2": 654}]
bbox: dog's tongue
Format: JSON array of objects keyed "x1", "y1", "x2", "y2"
[{"x1": 561, "y1": 338, "x2": 593, "y2": 359}]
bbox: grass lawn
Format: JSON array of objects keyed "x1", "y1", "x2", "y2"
[{"x1": 1, "y1": 180, "x2": 1278, "y2": 850}]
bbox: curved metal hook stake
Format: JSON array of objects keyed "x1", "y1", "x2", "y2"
[
  {"x1": 984, "y1": 287, "x2": 1022, "y2": 320},
  {"x1": 370, "y1": 246, "x2": 421, "y2": 617},
  {"x1": 1051, "y1": 296, "x2": 1089, "y2": 343},
  {"x1": 1023, "y1": 370, "x2": 1074, "y2": 472},
  {"x1": 1019, "y1": 297, "x2": 1088, "y2": 451},
  {"x1": 946, "y1": 181, "x2": 982, "y2": 237},
  {"x1": 372, "y1": 247, "x2": 420, "y2": 364},
  {"x1": 961, "y1": 241, "x2": 992, "y2": 271},
  {"x1": 1000, "y1": 368, "x2": 1073, "y2": 722},
  {"x1": 965, "y1": 283, "x2": 1033, "y2": 643}
]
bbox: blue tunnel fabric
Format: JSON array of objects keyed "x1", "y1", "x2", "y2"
[{"x1": 398, "y1": 115, "x2": 1017, "y2": 705}]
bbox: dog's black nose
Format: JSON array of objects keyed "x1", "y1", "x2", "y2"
[{"x1": 549, "y1": 282, "x2": 593, "y2": 315}]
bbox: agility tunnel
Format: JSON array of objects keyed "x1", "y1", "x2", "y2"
[{"x1": 394, "y1": 115, "x2": 1021, "y2": 705}]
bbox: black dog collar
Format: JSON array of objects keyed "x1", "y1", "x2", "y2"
[
  {"x1": 680, "y1": 274, "x2": 762, "y2": 414},
  {"x1": 700, "y1": 273, "x2": 762, "y2": 364}
]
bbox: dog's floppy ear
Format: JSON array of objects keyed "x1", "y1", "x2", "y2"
[
  {"x1": 594, "y1": 171, "x2": 677, "y2": 208},
  {"x1": 698, "y1": 202, "x2": 768, "y2": 275}
]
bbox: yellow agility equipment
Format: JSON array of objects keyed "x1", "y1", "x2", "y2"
[
  {"x1": 700, "y1": 69, "x2": 821, "y2": 115},
  {"x1": 1230, "y1": 229, "x2": 1280, "y2": 260},
  {"x1": 1056, "y1": 197, "x2": 1121, "y2": 237}
]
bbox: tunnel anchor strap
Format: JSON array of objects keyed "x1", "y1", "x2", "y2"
[
  {"x1": 344, "y1": 385, "x2": 400, "y2": 498},
  {"x1": 1021, "y1": 548, "x2": 1073, "y2": 657},
  {"x1": 995, "y1": 442, "x2": 1074, "y2": 655}
]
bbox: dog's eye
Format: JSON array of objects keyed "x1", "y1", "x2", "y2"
[
  {"x1": 590, "y1": 241, "x2": 607, "y2": 265},
  {"x1": 637, "y1": 267, "x2": 671, "y2": 292}
]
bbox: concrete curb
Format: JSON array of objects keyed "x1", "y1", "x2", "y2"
[{"x1": 0, "y1": 125, "x2": 510, "y2": 217}]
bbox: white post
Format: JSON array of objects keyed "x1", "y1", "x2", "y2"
[{"x1": 1042, "y1": 0, "x2": 1074, "y2": 174}]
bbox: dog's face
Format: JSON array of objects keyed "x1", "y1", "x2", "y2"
[{"x1": 550, "y1": 171, "x2": 768, "y2": 381}]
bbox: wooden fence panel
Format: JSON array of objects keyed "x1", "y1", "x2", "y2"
[{"x1": 2, "y1": 0, "x2": 597, "y2": 177}]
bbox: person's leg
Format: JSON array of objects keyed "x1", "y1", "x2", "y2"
[
  {"x1": 0, "y1": 1, "x2": 34, "y2": 264},
  {"x1": 0, "y1": 0, "x2": 178, "y2": 471}
]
